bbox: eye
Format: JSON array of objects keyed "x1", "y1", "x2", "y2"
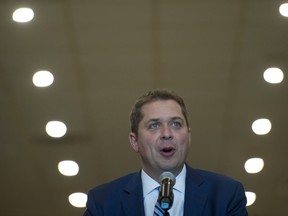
[
  {"x1": 148, "y1": 122, "x2": 160, "y2": 129},
  {"x1": 171, "y1": 121, "x2": 182, "y2": 128}
]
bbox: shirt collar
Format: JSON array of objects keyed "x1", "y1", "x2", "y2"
[
  {"x1": 173, "y1": 164, "x2": 186, "y2": 194},
  {"x1": 141, "y1": 164, "x2": 187, "y2": 198},
  {"x1": 141, "y1": 169, "x2": 159, "y2": 198}
]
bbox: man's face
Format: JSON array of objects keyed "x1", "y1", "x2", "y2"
[{"x1": 129, "y1": 99, "x2": 191, "y2": 181}]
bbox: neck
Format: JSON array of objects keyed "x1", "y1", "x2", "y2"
[{"x1": 143, "y1": 164, "x2": 185, "y2": 184}]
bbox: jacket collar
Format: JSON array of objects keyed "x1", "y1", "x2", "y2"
[
  {"x1": 184, "y1": 165, "x2": 208, "y2": 216},
  {"x1": 121, "y1": 171, "x2": 145, "y2": 216}
]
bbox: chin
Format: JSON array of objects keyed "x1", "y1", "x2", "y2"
[{"x1": 159, "y1": 164, "x2": 178, "y2": 173}]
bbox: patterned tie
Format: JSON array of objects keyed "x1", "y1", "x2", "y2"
[{"x1": 153, "y1": 200, "x2": 165, "y2": 216}]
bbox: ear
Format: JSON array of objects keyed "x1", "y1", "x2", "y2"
[
  {"x1": 129, "y1": 132, "x2": 139, "y2": 153},
  {"x1": 188, "y1": 127, "x2": 192, "y2": 146}
]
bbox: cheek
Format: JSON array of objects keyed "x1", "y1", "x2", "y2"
[
  {"x1": 137, "y1": 136, "x2": 156, "y2": 153},
  {"x1": 179, "y1": 134, "x2": 191, "y2": 148}
]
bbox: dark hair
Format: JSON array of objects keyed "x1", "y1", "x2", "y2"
[{"x1": 130, "y1": 89, "x2": 189, "y2": 135}]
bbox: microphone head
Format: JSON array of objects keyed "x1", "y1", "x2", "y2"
[{"x1": 159, "y1": 171, "x2": 176, "y2": 186}]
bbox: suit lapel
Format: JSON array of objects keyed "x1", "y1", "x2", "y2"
[
  {"x1": 121, "y1": 171, "x2": 145, "y2": 216},
  {"x1": 184, "y1": 166, "x2": 208, "y2": 216}
]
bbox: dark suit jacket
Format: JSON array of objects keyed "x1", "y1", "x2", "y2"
[{"x1": 83, "y1": 165, "x2": 248, "y2": 216}]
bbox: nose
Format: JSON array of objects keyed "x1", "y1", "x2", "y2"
[{"x1": 160, "y1": 125, "x2": 173, "y2": 140}]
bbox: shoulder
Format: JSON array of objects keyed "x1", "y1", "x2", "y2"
[
  {"x1": 186, "y1": 166, "x2": 245, "y2": 191},
  {"x1": 184, "y1": 166, "x2": 248, "y2": 215},
  {"x1": 87, "y1": 172, "x2": 140, "y2": 201},
  {"x1": 89, "y1": 172, "x2": 138, "y2": 192},
  {"x1": 195, "y1": 169, "x2": 239, "y2": 182},
  {"x1": 84, "y1": 172, "x2": 142, "y2": 215}
]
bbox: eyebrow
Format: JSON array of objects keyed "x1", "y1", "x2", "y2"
[
  {"x1": 145, "y1": 118, "x2": 160, "y2": 125},
  {"x1": 170, "y1": 117, "x2": 184, "y2": 121},
  {"x1": 145, "y1": 116, "x2": 184, "y2": 124}
]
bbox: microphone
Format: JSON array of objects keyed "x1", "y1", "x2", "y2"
[{"x1": 158, "y1": 171, "x2": 176, "y2": 211}]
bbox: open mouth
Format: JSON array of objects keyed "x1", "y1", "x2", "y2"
[
  {"x1": 161, "y1": 147, "x2": 174, "y2": 153},
  {"x1": 160, "y1": 147, "x2": 175, "y2": 156}
]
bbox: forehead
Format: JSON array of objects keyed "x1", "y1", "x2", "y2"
[{"x1": 141, "y1": 99, "x2": 183, "y2": 119}]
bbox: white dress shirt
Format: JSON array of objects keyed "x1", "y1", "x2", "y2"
[{"x1": 141, "y1": 165, "x2": 186, "y2": 216}]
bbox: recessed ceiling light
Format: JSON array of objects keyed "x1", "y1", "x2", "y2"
[
  {"x1": 244, "y1": 158, "x2": 264, "y2": 174},
  {"x1": 251, "y1": 118, "x2": 272, "y2": 135},
  {"x1": 45, "y1": 121, "x2": 67, "y2": 138},
  {"x1": 32, "y1": 70, "x2": 54, "y2": 87},
  {"x1": 279, "y1": 3, "x2": 288, "y2": 17},
  {"x1": 12, "y1": 8, "x2": 34, "y2": 23},
  {"x1": 245, "y1": 191, "x2": 256, "y2": 206},
  {"x1": 68, "y1": 192, "x2": 87, "y2": 208},
  {"x1": 263, "y1": 67, "x2": 284, "y2": 84},
  {"x1": 58, "y1": 160, "x2": 79, "y2": 176}
]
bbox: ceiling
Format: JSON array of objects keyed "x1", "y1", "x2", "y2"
[{"x1": 1, "y1": 0, "x2": 288, "y2": 215}]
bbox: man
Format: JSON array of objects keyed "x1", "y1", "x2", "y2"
[{"x1": 84, "y1": 89, "x2": 248, "y2": 216}]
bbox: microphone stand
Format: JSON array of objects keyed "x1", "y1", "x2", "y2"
[
  {"x1": 164, "y1": 210, "x2": 170, "y2": 216},
  {"x1": 157, "y1": 171, "x2": 176, "y2": 216}
]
